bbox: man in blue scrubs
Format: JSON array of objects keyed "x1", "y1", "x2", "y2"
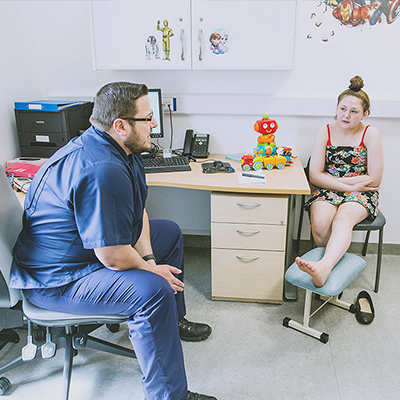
[{"x1": 10, "y1": 82, "x2": 216, "y2": 400}]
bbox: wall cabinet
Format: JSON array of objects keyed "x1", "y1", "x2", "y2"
[
  {"x1": 91, "y1": 0, "x2": 297, "y2": 70},
  {"x1": 211, "y1": 192, "x2": 288, "y2": 304},
  {"x1": 91, "y1": 0, "x2": 191, "y2": 70}
]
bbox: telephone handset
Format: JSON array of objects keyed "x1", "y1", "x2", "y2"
[{"x1": 183, "y1": 129, "x2": 210, "y2": 158}]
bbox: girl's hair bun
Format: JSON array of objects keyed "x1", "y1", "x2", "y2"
[{"x1": 349, "y1": 76, "x2": 364, "y2": 92}]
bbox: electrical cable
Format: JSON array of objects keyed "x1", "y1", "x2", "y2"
[{"x1": 168, "y1": 104, "x2": 174, "y2": 149}]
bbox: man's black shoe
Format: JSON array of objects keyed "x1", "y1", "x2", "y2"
[
  {"x1": 178, "y1": 317, "x2": 212, "y2": 342},
  {"x1": 146, "y1": 391, "x2": 217, "y2": 400},
  {"x1": 182, "y1": 390, "x2": 217, "y2": 400}
]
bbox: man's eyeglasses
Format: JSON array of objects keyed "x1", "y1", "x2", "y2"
[{"x1": 120, "y1": 111, "x2": 154, "y2": 122}]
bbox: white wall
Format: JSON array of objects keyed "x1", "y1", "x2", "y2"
[{"x1": 0, "y1": 1, "x2": 398, "y2": 244}]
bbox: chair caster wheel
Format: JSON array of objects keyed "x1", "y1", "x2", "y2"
[
  {"x1": 73, "y1": 332, "x2": 87, "y2": 349},
  {"x1": 282, "y1": 317, "x2": 291, "y2": 327},
  {"x1": 0, "y1": 377, "x2": 11, "y2": 396},
  {"x1": 107, "y1": 324, "x2": 120, "y2": 333},
  {"x1": 320, "y1": 333, "x2": 329, "y2": 344}
]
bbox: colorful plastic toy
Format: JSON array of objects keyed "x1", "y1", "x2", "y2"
[
  {"x1": 278, "y1": 146, "x2": 294, "y2": 164},
  {"x1": 253, "y1": 114, "x2": 277, "y2": 157},
  {"x1": 254, "y1": 114, "x2": 278, "y2": 136},
  {"x1": 263, "y1": 155, "x2": 288, "y2": 170},
  {"x1": 242, "y1": 153, "x2": 288, "y2": 171},
  {"x1": 241, "y1": 115, "x2": 293, "y2": 171},
  {"x1": 241, "y1": 154, "x2": 256, "y2": 171}
]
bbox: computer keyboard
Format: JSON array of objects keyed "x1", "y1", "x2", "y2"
[{"x1": 143, "y1": 155, "x2": 192, "y2": 173}]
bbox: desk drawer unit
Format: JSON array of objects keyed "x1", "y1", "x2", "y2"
[
  {"x1": 211, "y1": 192, "x2": 288, "y2": 303},
  {"x1": 211, "y1": 249, "x2": 285, "y2": 302}
]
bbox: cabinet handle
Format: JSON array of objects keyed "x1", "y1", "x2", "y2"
[
  {"x1": 236, "y1": 229, "x2": 261, "y2": 235},
  {"x1": 180, "y1": 28, "x2": 185, "y2": 61},
  {"x1": 237, "y1": 202, "x2": 262, "y2": 208},
  {"x1": 198, "y1": 28, "x2": 203, "y2": 61},
  {"x1": 236, "y1": 255, "x2": 260, "y2": 261}
]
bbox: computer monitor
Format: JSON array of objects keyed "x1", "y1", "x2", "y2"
[{"x1": 148, "y1": 88, "x2": 164, "y2": 138}]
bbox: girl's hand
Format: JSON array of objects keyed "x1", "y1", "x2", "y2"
[{"x1": 352, "y1": 180, "x2": 380, "y2": 192}]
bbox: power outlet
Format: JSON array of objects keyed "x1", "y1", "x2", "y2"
[{"x1": 162, "y1": 98, "x2": 177, "y2": 112}]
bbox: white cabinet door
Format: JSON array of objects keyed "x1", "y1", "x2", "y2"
[
  {"x1": 91, "y1": 0, "x2": 191, "y2": 70},
  {"x1": 91, "y1": 0, "x2": 296, "y2": 70},
  {"x1": 191, "y1": 0, "x2": 297, "y2": 70}
]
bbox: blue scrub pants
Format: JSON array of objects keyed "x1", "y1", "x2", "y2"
[{"x1": 24, "y1": 219, "x2": 188, "y2": 400}]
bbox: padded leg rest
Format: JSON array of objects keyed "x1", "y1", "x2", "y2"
[{"x1": 283, "y1": 247, "x2": 366, "y2": 343}]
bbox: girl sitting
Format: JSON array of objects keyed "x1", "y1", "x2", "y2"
[{"x1": 296, "y1": 76, "x2": 383, "y2": 287}]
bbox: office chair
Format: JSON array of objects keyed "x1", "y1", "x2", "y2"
[
  {"x1": 295, "y1": 158, "x2": 386, "y2": 293},
  {"x1": 0, "y1": 166, "x2": 136, "y2": 399}
]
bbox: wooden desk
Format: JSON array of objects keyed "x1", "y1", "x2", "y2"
[
  {"x1": 147, "y1": 155, "x2": 309, "y2": 304},
  {"x1": 146, "y1": 154, "x2": 309, "y2": 196}
]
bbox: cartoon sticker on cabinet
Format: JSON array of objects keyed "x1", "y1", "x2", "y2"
[
  {"x1": 157, "y1": 19, "x2": 174, "y2": 60},
  {"x1": 209, "y1": 29, "x2": 231, "y2": 55},
  {"x1": 145, "y1": 36, "x2": 160, "y2": 60}
]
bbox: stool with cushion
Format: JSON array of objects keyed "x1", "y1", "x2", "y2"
[{"x1": 283, "y1": 247, "x2": 366, "y2": 343}]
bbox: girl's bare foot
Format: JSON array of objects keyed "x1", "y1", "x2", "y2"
[{"x1": 295, "y1": 257, "x2": 331, "y2": 287}]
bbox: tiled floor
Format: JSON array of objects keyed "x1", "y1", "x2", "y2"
[{"x1": 0, "y1": 247, "x2": 399, "y2": 400}]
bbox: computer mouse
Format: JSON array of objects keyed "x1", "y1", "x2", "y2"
[{"x1": 213, "y1": 161, "x2": 223, "y2": 169}]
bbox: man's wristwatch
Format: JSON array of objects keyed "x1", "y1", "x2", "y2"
[{"x1": 142, "y1": 254, "x2": 156, "y2": 262}]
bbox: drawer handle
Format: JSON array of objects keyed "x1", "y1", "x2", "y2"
[
  {"x1": 236, "y1": 229, "x2": 261, "y2": 235},
  {"x1": 237, "y1": 202, "x2": 261, "y2": 208},
  {"x1": 236, "y1": 255, "x2": 260, "y2": 261}
]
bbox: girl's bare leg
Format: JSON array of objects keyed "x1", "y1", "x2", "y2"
[
  {"x1": 309, "y1": 201, "x2": 337, "y2": 247},
  {"x1": 296, "y1": 201, "x2": 368, "y2": 287}
]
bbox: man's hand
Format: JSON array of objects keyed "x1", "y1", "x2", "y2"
[{"x1": 152, "y1": 264, "x2": 184, "y2": 294}]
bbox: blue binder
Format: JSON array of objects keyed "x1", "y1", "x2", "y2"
[{"x1": 14, "y1": 100, "x2": 83, "y2": 112}]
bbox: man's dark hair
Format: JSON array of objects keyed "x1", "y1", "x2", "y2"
[{"x1": 90, "y1": 82, "x2": 148, "y2": 131}]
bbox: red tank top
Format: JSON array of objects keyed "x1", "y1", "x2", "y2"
[{"x1": 327, "y1": 124, "x2": 370, "y2": 147}]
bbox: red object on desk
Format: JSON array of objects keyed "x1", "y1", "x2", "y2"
[{"x1": 5, "y1": 162, "x2": 41, "y2": 178}]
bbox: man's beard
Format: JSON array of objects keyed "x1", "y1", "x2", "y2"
[{"x1": 125, "y1": 128, "x2": 152, "y2": 154}]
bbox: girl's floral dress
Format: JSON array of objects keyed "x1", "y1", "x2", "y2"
[{"x1": 305, "y1": 124, "x2": 378, "y2": 219}]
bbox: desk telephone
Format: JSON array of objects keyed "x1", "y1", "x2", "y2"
[{"x1": 183, "y1": 129, "x2": 210, "y2": 158}]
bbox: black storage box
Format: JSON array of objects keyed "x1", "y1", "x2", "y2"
[{"x1": 15, "y1": 102, "x2": 94, "y2": 157}]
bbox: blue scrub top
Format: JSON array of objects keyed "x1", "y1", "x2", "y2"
[{"x1": 10, "y1": 126, "x2": 148, "y2": 289}]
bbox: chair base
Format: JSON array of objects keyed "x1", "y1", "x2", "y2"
[
  {"x1": 283, "y1": 290, "x2": 358, "y2": 343},
  {"x1": 0, "y1": 324, "x2": 136, "y2": 399},
  {"x1": 0, "y1": 329, "x2": 20, "y2": 352}
]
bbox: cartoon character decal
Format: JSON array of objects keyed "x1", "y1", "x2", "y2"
[
  {"x1": 208, "y1": 28, "x2": 231, "y2": 55},
  {"x1": 219, "y1": 30, "x2": 230, "y2": 54},
  {"x1": 157, "y1": 19, "x2": 174, "y2": 60},
  {"x1": 145, "y1": 36, "x2": 160, "y2": 60},
  {"x1": 307, "y1": 0, "x2": 400, "y2": 42},
  {"x1": 209, "y1": 32, "x2": 221, "y2": 54},
  {"x1": 332, "y1": 0, "x2": 375, "y2": 26}
]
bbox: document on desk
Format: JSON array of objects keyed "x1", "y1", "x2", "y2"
[{"x1": 237, "y1": 171, "x2": 267, "y2": 184}]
